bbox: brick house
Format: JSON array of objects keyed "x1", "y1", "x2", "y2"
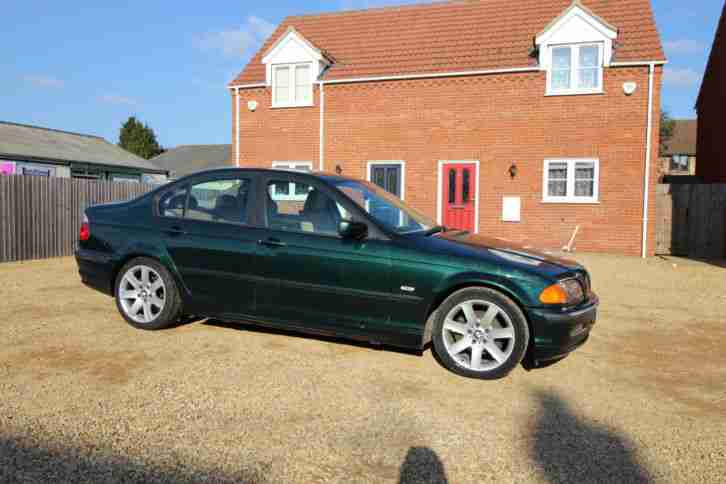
[
  {"x1": 228, "y1": 0, "x2": 665, "y2": 256},
  {"x1": 659, "y1": 119, "x2": 697, "y2": 180},
  {"x1": 696, "y1": 1, "x2": 726, "y2": 183}
]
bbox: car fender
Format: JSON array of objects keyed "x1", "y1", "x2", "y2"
[
  {"x1": 421, "y1": 271, "x2": 533, "y2": 347},
  {"x1": 112, "y1": 238, "x2": 191, "y2": 300}
]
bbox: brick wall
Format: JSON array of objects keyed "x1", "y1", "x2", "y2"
[
  {"x1": 233, "y1": 66, "x2": 662, "y2": 256},
  {"x1": 697, "y1": 3, "x2": 726, "y2": 183}
]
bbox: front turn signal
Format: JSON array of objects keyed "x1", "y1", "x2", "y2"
[{"x1": 539, "y1": 283, "x2": 568, "y2": 304}]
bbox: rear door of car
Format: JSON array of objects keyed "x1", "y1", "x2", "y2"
[
  {"x1": 155, "y1": 171, "x2": 261, "y2": 316},
  {"x1": 253, "y1": 172, "x2": 394, "y2": 339}
]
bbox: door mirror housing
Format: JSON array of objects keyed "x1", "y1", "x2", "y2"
[{"x1": 338, "y1": 220, "x2": 368, "y2": 240}]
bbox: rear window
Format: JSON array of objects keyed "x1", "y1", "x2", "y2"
[{"x1": 158, "y1": 177, "x2": 251, "y2": 224}]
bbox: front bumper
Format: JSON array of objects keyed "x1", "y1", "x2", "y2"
[
  {"x1": 75, "y1": 249, "x2": 115, "y2": 296},
  {"x1": 525, "y1": 294, "x2": 598, "y2": 367}
]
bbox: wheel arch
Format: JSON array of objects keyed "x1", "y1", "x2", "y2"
[
  {"x1": 110, "y1": 249, "x2": 188, "y2": 300},
  {"x1": 422, "y1": 278, "x2": 532, "y2": 349}
]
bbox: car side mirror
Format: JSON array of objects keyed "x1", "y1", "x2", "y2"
[{"x1": 338, "y1": 220, "x2": 368, "y2": 240}]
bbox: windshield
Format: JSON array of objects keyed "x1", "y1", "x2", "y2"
[{"x1": 331, "y1": 179, "x2": 437, "y2": 234}]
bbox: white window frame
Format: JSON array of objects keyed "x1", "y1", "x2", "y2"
[
  {"x1": 271, "y1": 161, "x2": 313, "y2": 201},
  {"x1": 546, "y1": 43, "x2": 604, "y2": 96},
  {"x1": 366, "y1": 161, "x2": 406, "y2": 200},
  {"x1": 271, "y1": 62, "x2": 314, "y2": 108},
  {"x1": 542, "y1": 159, "x2": 600, "y2": 203}
]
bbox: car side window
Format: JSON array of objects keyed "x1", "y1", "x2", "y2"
[
  {"x1": 158, "y1": 186, "x2": 189, "y2": 218},
  {"x1": 184, "y1": 178, "x2": 251, "y2": 224},
  {"x1": 266, "y1": 179, "x2": 344, "y2": 236}
]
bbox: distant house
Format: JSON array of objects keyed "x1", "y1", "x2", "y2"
[
  {"x1": 151, "y1": 145, "x2": 232, "y2": 179},
  {"x1": 696, "y1": 2, "x2": 726, "y2": 183},
  {"x1": 228, "y1": 0, "x2": 665, "y2": 256},
  {"x1": 0, "y1": 121, "x2": 167, "y2": 182},
  {"x1": 659, "y1": 119, "x2": 697, "y2": 179}
]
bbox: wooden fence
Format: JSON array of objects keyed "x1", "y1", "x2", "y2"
[
  {"x1": 655, "y1": 183, "x2": 726, "y2": 258},
  {"x1": 0, "y1": 176, "x2": 154, "y2": 263}
]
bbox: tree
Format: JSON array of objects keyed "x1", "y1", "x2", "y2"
[
  {"x1": 118, "y1": 116, "x2": 164, "y2": 159},
  {"x1": 659, "y1": 110, "x2": 675, "y2": 157}
]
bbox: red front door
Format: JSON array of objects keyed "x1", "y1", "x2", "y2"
[{"x1": 442, "y1": 163, "x2": 476, "y2": 232}]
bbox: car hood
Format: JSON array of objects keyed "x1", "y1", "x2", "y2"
[{"x1": 435, "y1": 231, "x2": 582, "y2": 271}]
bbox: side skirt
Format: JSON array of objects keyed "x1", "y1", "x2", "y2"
[{"x1": 202, "y1": 312, "x2": 423, "y2": 350}]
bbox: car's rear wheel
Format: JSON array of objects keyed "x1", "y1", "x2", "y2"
[
  {"x1": 432, "y1": 287, "x2": 529, "y2": 380},
  {"x1": 115, "y1": 257, "x2": 182, "y2": 330}
]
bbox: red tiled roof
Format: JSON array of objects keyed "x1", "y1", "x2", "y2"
[
  {"x1": 230, "y1": 0, "x2": 664, "y2": 85},
  {"x1": 663, "y1": 120, "x2": 697, "y2": 156}
]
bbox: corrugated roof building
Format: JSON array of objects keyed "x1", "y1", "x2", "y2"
[{"x1": 0, "y1": 121, "x2": 167, "y2": 182}]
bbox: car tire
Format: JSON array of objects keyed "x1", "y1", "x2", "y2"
[
  {"x1": 432, "y1": 287, "x2": 529, "y2": 380},
  {"x1": 114, "y1": 257, "x2": 183, "y2": 330}
]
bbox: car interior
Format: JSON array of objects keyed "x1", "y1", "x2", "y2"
[{"x1": 266, "y1": 181, "x2": 343, "y2": 236}]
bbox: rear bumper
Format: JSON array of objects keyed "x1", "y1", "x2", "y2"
[
  {"x1": 526, "y1": 295, "x2": 598, "y2": 367},
  {"x1": 75, "y1": 249, "x2": 114, "y2": 296}
]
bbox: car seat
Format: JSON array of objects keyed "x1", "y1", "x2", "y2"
[
  {"x1": 214, "y1": 194, "x2": 239, "y2": 222},
  {"x1": 302, "y1": 189, "x2": 341, "y2": 233}
]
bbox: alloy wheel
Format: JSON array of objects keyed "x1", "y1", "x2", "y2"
[
  {"x1": 441, "y1": 299, "x2": 516, "y2": 371},
  {"x1": 118, "y1": 265, "x2": 166, "y2": 324}
]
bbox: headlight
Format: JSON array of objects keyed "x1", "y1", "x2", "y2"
[{"x1": 539, "y1": 279, "x2": 585, "y2": 305}]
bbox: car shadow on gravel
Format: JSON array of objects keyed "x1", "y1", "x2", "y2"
[
  {"x1": 202, "y1": 318, "x2": 425, "y2": 357},
  {"x1": 531, "y1": 390, "x2": 652, "y2": 483},
  {"x1": 0, "y1": 435, "x2": 270, "y2": 484}
]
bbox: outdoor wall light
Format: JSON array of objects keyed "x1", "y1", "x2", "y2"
[{"x1": 509, "y1": 163, "x2": 518, "y2": 179}]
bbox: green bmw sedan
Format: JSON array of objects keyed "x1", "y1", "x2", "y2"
[{"x1": 75, "y1": 168, "x2": 598, "y2": 380}]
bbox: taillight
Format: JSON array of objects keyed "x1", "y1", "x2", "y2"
[{"x1": 79, "y1": 214, "x2": 90, "y2": 241}]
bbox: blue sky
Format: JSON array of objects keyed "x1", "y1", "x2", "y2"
[{"x1": 1, "y1": 0, "x2": 722, "y2": 148}]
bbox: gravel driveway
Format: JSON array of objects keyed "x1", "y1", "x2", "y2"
[{"x1": 1, "y1": 254, "x2": 724, "y2": 483}]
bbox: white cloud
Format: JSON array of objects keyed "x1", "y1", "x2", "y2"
[
  {"x1": 663, "y1": 67, "x2": 702, "y2": 87},
  {"x1": 23, "y1": 75, "x2": 64, "y2": 89},
  {"x1": 663, "y1": 39, "x2": 705, "y2": 55},
  {"x1": 194, "y1": 16, "x2": 275, "y2": 57},
  {"x1": 99, "y1": 94, "x2": 139, "y2": 107}
]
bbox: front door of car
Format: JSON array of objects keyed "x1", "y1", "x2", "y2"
[
  {"x1": 156, "y1": 173, "x2": 260, "y2": 316},
  {"x1": 253, "y1": 173, "x2": 392, "y2": 337}
]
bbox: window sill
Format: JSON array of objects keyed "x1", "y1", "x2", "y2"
[
  {"x1": 271, "y1": 103, "x2": 315, "y2": 109},
  {"x1": 545, "y1": 90, "x2": 604, "y2": 97},
  {"x1": 541, "y1": 199, "x2": 600, "y2": 205}
]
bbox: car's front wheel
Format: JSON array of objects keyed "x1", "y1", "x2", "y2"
[
  {"x1": 114, "y1": 257, "x2": 182, "y2": 330},
  {"x1": 432, "y1": 287, "x2": 529, "y2": 380}
]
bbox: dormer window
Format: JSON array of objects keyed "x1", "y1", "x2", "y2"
[
  {"x1": 536, "y1": 2, "x2": 617, "y2": 97},
  {"x1": 262, "y1": 27, "x2": 330, "y2": 108},
  {"x1": 548, "y1": 43, "x2": 603, "y2": 95},
  {"x1": 273, "y1": 63, "x2": 312, "y2": 107}
]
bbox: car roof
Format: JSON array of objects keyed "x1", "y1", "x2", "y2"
[{"x1": 176, "y1": 167, "x2": 361, "y2": 185}]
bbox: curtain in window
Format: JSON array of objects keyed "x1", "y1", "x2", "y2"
[
  {"x1": 547, "y1": 162, "x2": 568, "y2": 197},
  {"x1": 574, "y1": 162, "x2": 595, "y2": 197},
  {"x1": 295, "y1": 64, "x2": 311, "y2": 104},
  {"x1": 274, "y1": 66, "x2": 290, "y2": 104},
  {"x1": 551, "y1": 47, "x2": 572, "y2": 90},
  {"x1": 578, "y1": 46, "x2": 600, "y2": 89}
]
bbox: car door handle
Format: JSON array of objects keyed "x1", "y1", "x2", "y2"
[
  {"x1": 258, "y1": 238, "x2": 286, "y2": 248},
  {"x1": 165, "y1": 226, "x2": 187, "y2": 236}
]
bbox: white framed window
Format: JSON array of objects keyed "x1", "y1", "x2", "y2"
[
  {"x1": 543, "y1": 159, "x2": 599, "y2": 203},
  {"x1": 272, "y1": 63, "x2": 313, "y2": 108},
  {"x1": 271, "y1": 161, "x2": 313, "y2": 200},
  {"x1": 670, "y1": 155, "x2": 690, "y2": 172},
  {"x1": 546, "y1": 43, "x2": 603, "y2": 96},
  {"x1": 366, "y1": 161, "x2": 405, "y2": 200}
]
